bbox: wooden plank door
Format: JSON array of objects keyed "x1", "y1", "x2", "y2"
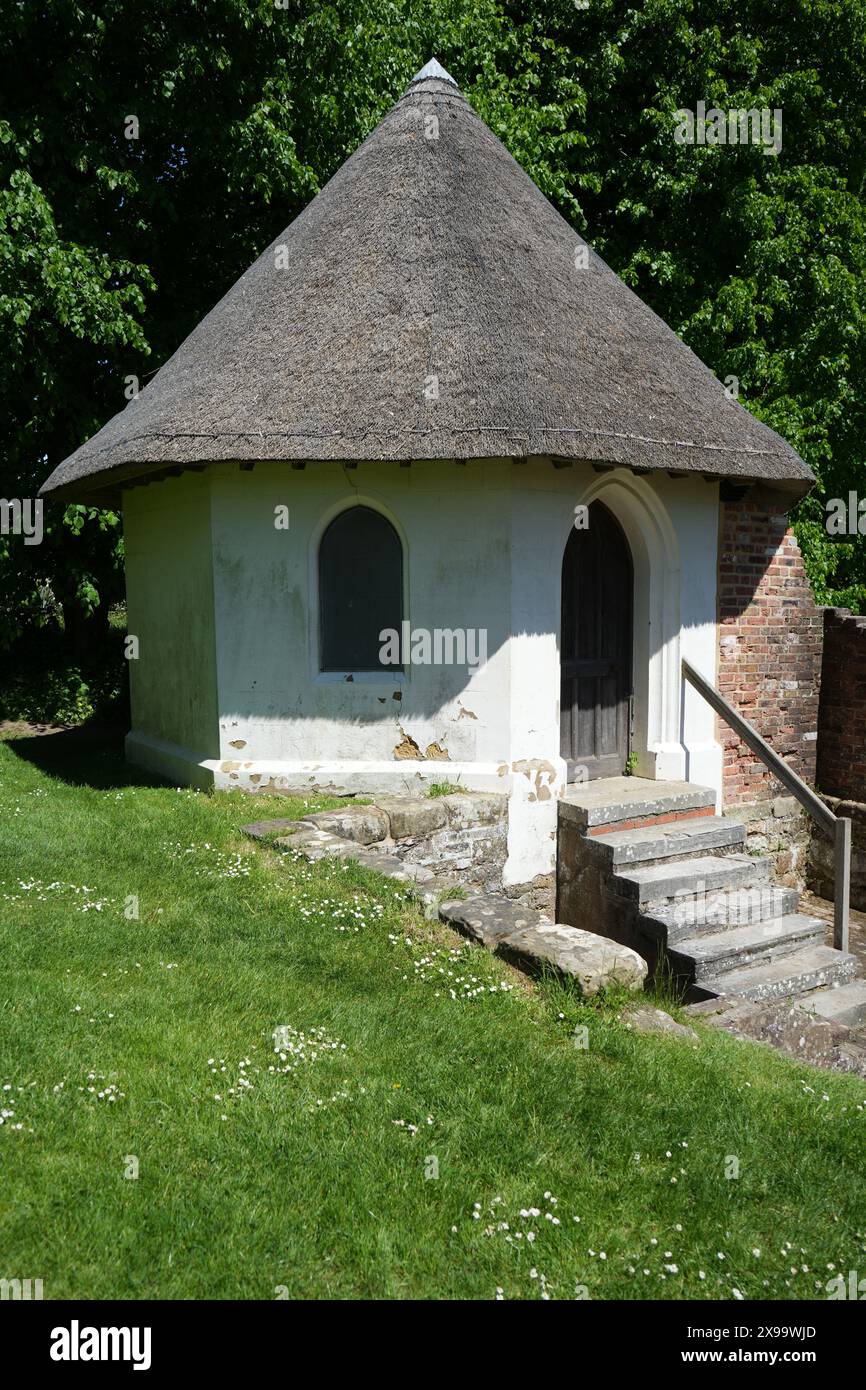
[{"x1": 560, "y1": 501, "x2": 633, "y2": 781}]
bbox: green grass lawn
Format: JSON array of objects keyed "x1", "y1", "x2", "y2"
[{"x1": 1, "y1": 729, "x2": 865, "y2": 1301}]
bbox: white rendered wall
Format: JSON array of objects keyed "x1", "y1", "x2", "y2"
[
  {"x1": 122, "y1": 459, "x2": 723, "y2": 881},
  {"x1": 209, "y1": 460, "x2": 512, "y2": 779},
  {"x1": 123, "y1": 472, "x2": 219, "y2": 785}
]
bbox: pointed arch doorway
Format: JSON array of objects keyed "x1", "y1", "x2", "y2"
[{"x1": 560, "y1": 500, "x2": 634, "y2": 781}]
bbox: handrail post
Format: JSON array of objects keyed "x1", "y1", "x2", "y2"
[
  {"x1": 682, "y1": 657, "x2": 851, "y2": 953},
  {"x1": 834, "y1": 816, "x2": 851, "y2": 954}
]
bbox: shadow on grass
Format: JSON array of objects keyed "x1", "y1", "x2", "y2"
[{"x1": 1, "y1": 722, "x2": 167, "y2": 791}]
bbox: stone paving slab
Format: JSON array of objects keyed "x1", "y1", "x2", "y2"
[
  {"x1": 356, "y1": 852, "x2": 437, "y2": 885},
  {"x1": 373, "y1": 798, "x2": 447, "y2": 839},
  {"x1": 272, "y1": 827, "x2": 361, "y2": 860},
  {"x1": 241, "y1": 818, "x2": 306, "y2": 841},
  {"x1": 560, "y1": 777, "x2": 715, "y2": 830},
  {"x1": 301, "y1": 806, "x2": 390, "y2": 845},
  {"x1": 440, "y1": 896, "x2": 542, "y2": 948}
]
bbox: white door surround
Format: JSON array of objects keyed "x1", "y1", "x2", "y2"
[{"x1": 562, "y1": 469, "x2": 723, "y2": 804}]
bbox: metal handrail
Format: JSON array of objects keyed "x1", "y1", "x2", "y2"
[{"x1": 682, "y1": 657, "x2": 851, "y2": 952}]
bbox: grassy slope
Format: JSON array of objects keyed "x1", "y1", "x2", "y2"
[{"x1": 0, "y1": 731, "x2": 864, "y2": 1301}]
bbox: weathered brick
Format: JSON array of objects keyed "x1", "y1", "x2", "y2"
[{"x1": 718, "y1": 494, "x2": 821, "y2": 808}]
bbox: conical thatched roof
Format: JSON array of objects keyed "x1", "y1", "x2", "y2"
[{"x1": 41, "y1": 63, "x2": 813, "y2": 502}]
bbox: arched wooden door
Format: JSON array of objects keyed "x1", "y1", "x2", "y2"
[{"x1": 560, "y1": 501, "x2": 633, "y2": 781}]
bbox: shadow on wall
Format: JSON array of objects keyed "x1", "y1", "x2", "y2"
[{"x1": 816, "y1": 607, "x2": 866, "y2": 804}]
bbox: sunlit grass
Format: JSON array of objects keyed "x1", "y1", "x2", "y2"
[{"x1": 1, "y1": 732, "x2": 865, "y2": 1300}]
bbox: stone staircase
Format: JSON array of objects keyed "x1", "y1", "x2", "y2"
[{"x1": 556, "y1": 777, "x2": 866, "y2": 1030}]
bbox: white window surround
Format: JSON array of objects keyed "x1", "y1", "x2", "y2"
[{"x1": 306, "y1": 492, "x2": 411, "y2": 685}]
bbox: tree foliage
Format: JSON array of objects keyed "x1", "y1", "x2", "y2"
[{"x1": 1, "y1": 0, "x2": 864, "y2": 686}]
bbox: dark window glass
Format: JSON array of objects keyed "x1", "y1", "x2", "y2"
[{"x1": 319, "y1": 507, "x2": 403, "y2": 671}]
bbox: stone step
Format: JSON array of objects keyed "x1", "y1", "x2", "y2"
[
  {"x1": 589, "y1": 815, "x2": 745, "y2": 867},
  {"x1": 611, "y1": 853, "x2": 770, "y2": 909},
  {"x1": 670, "y1": 913, "x2": 825, "y2": 982},
  {"x1": 701, "y1": 944, "x2": 857, "y2": 1004},
  {"x1": 799, "y1": 980, "x2": 866, "y2": 1029},
  {"x1": 560, "y1": 777, "x2": 716, "y2": 832},
  {"x1": 644, "y1": 885, "x2": 801, "y2": 943}
]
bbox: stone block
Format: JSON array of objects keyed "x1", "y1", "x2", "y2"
[
  {"x1": 301, "y1": 806, "x2": 390, "y2": 845},
  {"x1": 499, "y1": 922, "x2": 648, "y2": 995},
  {"x1": 355, "y1": 851, "x2": 437, "y2": 885},
  {"x1": 375, "y1": 798, "x2": 447, "y2": 839},
  {"x1": 439, "y1": 895, "x2": 539, "y2": 947},
  {"x1": 438, "y1": 792, "x2": 507, "y2": 829}
]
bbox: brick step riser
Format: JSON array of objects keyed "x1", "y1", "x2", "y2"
[{"x1": 584, "y1": 805, "x2": 715, "y2": 838}]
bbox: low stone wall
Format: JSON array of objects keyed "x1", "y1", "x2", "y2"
[
  {"x1": 248, "y1": 791, "x2": 509, "y2": 894},
  {"x1": 807, "y1": 794, "x2": 866, "y2": 911},
  {"x1": 243, "y1": 804, "x2": 647, "y2": 998},
  {"x1": 372, "y1": 794, "x2": 507, "y2": 893},
  {"x1": 722, "y1": 795, "x2": 811, "y2": 889}
]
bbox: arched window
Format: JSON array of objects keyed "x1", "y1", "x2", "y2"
[{"x1": 319, "y1": 506, "x2": 403, "y2": 672}]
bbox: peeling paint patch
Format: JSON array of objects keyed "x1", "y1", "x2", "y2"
[
  {"x1": 220, "y1": 761, "x2": 241, "y2": 773},
  {"x1": 392, "y1": 690, "x2": 402, "y2": 701},
  {"x1": 394, "y1": 728, "x2": 423, "y2": 760},
  {"x1": 512, "y1": 759, "x2": 557, "y2": 778},
  {"x1": 497, "y1": 763, "x2": 509, "y2": 777},
  {"x1": 456, "y1": 703, "x2": 477, "y2": 720},
  {"x1": 512, "y1": 758, "x2": 558, "y2": 802},
  {"x1": 249, "y1": 773, "x2": 261, "y2": 784},
  {"x1": 424, "y1": 741, "x2": 450, "y2": 761},
  {"x1": 229, "y1": 739, "x2": 247, "y2": 749}
]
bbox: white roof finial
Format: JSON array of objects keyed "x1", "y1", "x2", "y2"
[{"x1": 411, "y1": 58, "x2": 458, "y2": 87}]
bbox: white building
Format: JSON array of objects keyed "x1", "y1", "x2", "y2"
[{"x1": 41, "y1": 60, "x2": 814, "y2": 898}]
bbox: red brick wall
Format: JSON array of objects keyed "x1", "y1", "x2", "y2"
[
  {"x1": 816, "y1": 607, "x2": 866, "y2": 802},
  {"x1": 717, "y1": 492, "x2": 823, "y2": 805}
]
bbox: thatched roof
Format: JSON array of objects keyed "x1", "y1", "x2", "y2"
[{"x1": 41, "y1": 62, "x2": 813, "y2": 502}]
